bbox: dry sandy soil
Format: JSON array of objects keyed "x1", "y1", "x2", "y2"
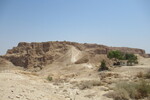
[{"x1": 0, "y1": 55, "x2": 150, "y2": 100}]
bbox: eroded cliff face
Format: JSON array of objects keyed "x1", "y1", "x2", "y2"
[{"x1": 2, "y1": 41, "x2": 146, "y2": 68}]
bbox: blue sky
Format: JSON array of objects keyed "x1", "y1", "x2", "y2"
[{"x1": 0, "y1": 0, "x2": 150, "y2": 55}]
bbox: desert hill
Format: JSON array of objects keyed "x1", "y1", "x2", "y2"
[
  {"x1": 0, "y1": 41, "x2": 150, "y2": 100},
  {"x1": 1, "y1": 41, "x2": 146, "y2": 69}
]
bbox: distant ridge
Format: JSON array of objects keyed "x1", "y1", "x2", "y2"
[{"x1": 1, "y1": 41, "x2": 147, "y2": 68}]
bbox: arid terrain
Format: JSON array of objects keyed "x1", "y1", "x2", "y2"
[{"x1": 0, "y1": 41, "x2": 150, "y2": 100}]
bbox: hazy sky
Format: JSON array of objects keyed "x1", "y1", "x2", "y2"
[{"x1": 0, "y1": 0, "x2": 150, "y2": 55}]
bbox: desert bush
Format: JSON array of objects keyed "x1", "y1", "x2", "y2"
[
  {"x1": 112, "y1": 89, "x2": 130, "y2": 100},
  {"x1": 77, "y1": 80, "x2": 101, "y2": 90},
  {"x1": 136, "y1": 72, "x2": 144, "y2": 78},
  {"x1": 145, "y1": 70, "x2": 150, "y2": 79},
  {"x1": 98, "y1": 60, "x2": 109, "y2": 71},
  {"x1": 112, "y1": 80, "x2": 150, "y2": 100},
  {"x1": 107, "y1": 50, "x2": 124, "y2": 60},
  {"x1": 124, "y1": 53, "x2": 137, "y2": 61},
  {"x1": 47, "y1": 75, "x2": 53, "y2": 81},
  {"x1": 136, "y1": 70, "x2": 150, "y2": 79},
  {"x1": 107, "y1": 50, "x2": 138, "y2": 65}
]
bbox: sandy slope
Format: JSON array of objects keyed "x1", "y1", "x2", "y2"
[
  {"x1": 0, "y1": 69, "x2": 113, "y2": 100},
  {"x1": 56, "y1": 46, "x2": 83, "y2": 64},
  {"x1": 0, "y1": 70, "x2": 65, "y2": 100},
  {"x1": 0, "y1": 55, "x2": 150, "y2": 100},
  {"x1": 0, "y1": 57, "x2": 112, "y2": 100}
]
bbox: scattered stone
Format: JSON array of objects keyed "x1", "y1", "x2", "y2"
[{"x1": 16, "y1": 95, "x2": 20, "y2": 98}]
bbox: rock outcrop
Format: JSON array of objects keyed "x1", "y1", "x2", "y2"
[{"x1": 2, "y1": 41, "x2": 146, "y2": 68}]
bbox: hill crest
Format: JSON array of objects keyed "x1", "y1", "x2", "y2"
[{"x1": 2, "y1": 41, "x2": 146, "y2": 68}]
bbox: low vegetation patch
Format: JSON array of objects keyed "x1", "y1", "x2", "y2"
[
  {"x1": 107, "y1": 50, "x2": 138, "y2": 66},
  {"x1": 136, "y1": 71, "x2": 144, "y2": 78},
  {"x1": 98, "y1": 60, "x2": 109, "y2": 71},
  {"x1": 110, "y1": 80, "x2": 150, "y2": 100},
  {"x1": 136, "y1": 70, "x2": 150, "y2": 79},
  {"x1": 77, "y1": 80, "x2": 101, "y2": 90},
  {"x1": 47, "y1": 75, "x2": 53, "y2": 81},
  {"x1": 145, "y1": 70, "x2": 150, "y2": 79}
]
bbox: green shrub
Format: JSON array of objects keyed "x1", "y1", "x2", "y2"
[
  {"x1": 107, "y1": 50, "x2": 124, "y2": 60},
  {"x1": 98, "y1": 60, "x2": 108, "y2": 71},
  {"x1": 47, "y1": 75, "x2": 53, "y2": 81},
  {"x1": 107, "y1": 50, "x2": 138, "y2": 66},
  {"x1": 124, "y1": 53, "x2": 137, "y2": 61}
]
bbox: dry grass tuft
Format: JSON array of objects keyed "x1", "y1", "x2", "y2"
[
  {"x1": 110, "y1": 80, "x2": 150, "y2": 100},
  {"x1": 136, "y1": 71, "x2": 144, "y2": 78},
  {"x1": 145, "y1": 70, "x2": 150, "y2": 79},
  {"x1": 77, "y1": 80, "x2": 101, "y2": 90}
]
